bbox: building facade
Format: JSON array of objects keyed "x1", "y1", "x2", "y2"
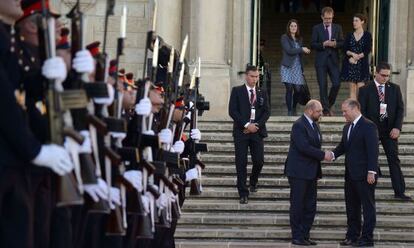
[{"x1": 54, "y1": 0, "x2": 414, "y2": 119}]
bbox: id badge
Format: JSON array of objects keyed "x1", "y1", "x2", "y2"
[
  {"x1": 250, "y1": 107, "x2": 256, "y2": 122},
  {"x1": 380, "y1": 103, "x2": 387, "y2": 115}
]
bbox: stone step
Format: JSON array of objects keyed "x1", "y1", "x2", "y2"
[
  {"x1": 175, "y1": 240, "x2": 413, "y2": 248},
  {"x1": 186, "y1": 187, "x2": 412, "y2": 202},
  {"x1": 205, "y1": 144, "x2": 414, "y2": 155},
  {"x1": 178, "y1": 213, "x2": 414, "y2": 229},
  {"x1": 201, "y1": 134, "x2": 414, "y2": 145},
  {"x1": 195, "y1": 177, "x2": 414, "y2": 189},
  {"x1": 202, "y1": 164, "x2": 414, "y2": 177},
  {"x1": 201, "y1": 154, "x2": 414, "y2": 167},
  {"x1": 175, "y1": 227, "x2": 414, "y2": 243},
  {"x1": 198, "y1": 123, "x2": 414, "y2": 132},
  {"x1": 181, "y1": 199, "x2": 414, "y2": 215}
]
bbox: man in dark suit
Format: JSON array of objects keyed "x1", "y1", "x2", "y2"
[
  {"x1": 358, "y1": 62, "x2": 411, "y2": 201},
  {"x1": 311, "y1": 7, "x2": 344, "y2": 116},
  {"x1": 228, "y1": 65, "x2": 270, "y2": 204},
  {"x1": 332, "y1": 99, "x2": 379, "y2": 247},
  {"x1": 285, "y1": 99, "x2": 331, "y2": 246}
]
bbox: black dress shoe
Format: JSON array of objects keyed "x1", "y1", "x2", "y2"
[
  {"x1": 291, "y1": 239, "x2": 310, "y2": 246},
  {"x1": 305, "y1": 238, "x2": 317, "y2": 245},
  {"x1": 352, "y1": 240, "x2": 374, "y2": 247},
  {"x1": 239, "y1": 196, "x2": 248, "y2": 204},
  {"x1": 394, "y1": 194, "x2": 412, "y2": 201},
  {"x1": 249, "y1": 185, "x2": 257, "y2": 193},
  {"x1": 340, "y1": 239, "x2": 357, "y2": 246}
]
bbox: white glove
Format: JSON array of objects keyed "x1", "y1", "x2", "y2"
[
  {"x1": 79, "y1": 130, "x2": 92, "y2": 154},
  {"x1": 158, "y1": 129, "x2": 172, "y2": 144},
  {"x1": 191, "y1": 128, "x2": 201, "y2": 141},
  {"x1": 42, "y1": 56, "x2": 67, "y2": 91},
  {"x1": 172, "y1": 141, "x2": 185, "y2": 154},
  {"x1": 156, "y1": 193, "x2": 168, "y2": 209},
  {"x1": 141, "y1": 194, "x2": 150, "y2": 214},
  {"x1": 32, "y1": 144, "x2": 74, "y2": 176},
  {"x1": 135, "y1": 98, "x2": 152, "y2": 116},
  {"x1": 123, "y1": 170, "x2": 143, "y2": 192},
  {"x1": 109, "y1": 187, "x2": 121, "y2": 209},
  {"x1": 143, "y1": 130, "x2": 155, "y2": 135},
  {"x1": 94, "y1": 84, "x2": 115, "y2": 105},
  {"x1": 185, "y1": 168, "x2": 198, "y2": 182},
  {"x1": 170, "y1": 194, "x2": 178, "y2": 203},
  {"x1": 84, "y1": 179, "x2": 108, "y2": 202},
  {"x1": 72, "y1": 50, "x2": 95, "y2": 74}
]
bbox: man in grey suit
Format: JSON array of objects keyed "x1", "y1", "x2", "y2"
[{"x1": 311, "y1": 6, "x2": 344, "y2": 116}]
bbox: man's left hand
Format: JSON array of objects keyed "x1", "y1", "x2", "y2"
[
  {"x1": 367, "y1": 172, "x2": 376, "y2": 184},
  {"x1": 390, "y1": 128, "x2": 400, "y2": 140}
]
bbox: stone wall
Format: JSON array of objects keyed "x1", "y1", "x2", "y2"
[{"x1": 56, "y1": 0, "x2": 151, "y2": 77}]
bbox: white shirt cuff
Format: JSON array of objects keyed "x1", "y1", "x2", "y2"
[
  {"x1": 368, "y1": 171, "x2": 377, "y2": 175},
  {"x1": 244, "y1": 122, "x2": 250, "y2": 128}
]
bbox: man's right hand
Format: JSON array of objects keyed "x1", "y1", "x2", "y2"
[{"x1": 32, "y1": 144, "x2": 74, "y2": 176}]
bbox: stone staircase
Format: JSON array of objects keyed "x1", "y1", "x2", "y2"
[{"x1": 175, "y1": 118, "x2": 414, "y2": 248}]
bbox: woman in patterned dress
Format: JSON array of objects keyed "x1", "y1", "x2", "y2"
[
  {"x1": 341, "y1": 13, "x2": 372, "y2": 99},
  {"x1": 280, "y1": 19, "x2": 311, "y2": 116}
]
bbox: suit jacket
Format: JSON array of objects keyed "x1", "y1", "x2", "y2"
[
  {"x1": 284, "y1": 115, "x2": 325, "y2": 180},
  {"x1": 333, "y1": 117, "x2": 379, "y2": 181},
  {"x1": 358, "y1": 81, "x2": 404, "y2": 131},
  {"x1": 228, "y1": 84, "x2": 270, "y2": 138},
  {"x1": 311, "y1": 23, "x2": 344, "y2": 67},
  {"x1": 280, "y1": 34, "x2": 304, "y2": 69}
]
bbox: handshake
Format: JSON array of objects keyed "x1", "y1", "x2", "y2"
[{"x1": 324, "y1": 150, "x2": 335, "y2": 161}]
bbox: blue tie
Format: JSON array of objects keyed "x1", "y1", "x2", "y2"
[{"x1": 324, "y1": 25, "x2": 330, "y2": 41}]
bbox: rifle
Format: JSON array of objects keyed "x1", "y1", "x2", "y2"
[
  {"x1": 66, "y1": 0, "x2": 113, "y2": 213},
  {"x1": 188, "y1": 58, "x2": 209, "y2": 196},
  {"x1": 141, "y1": 0, "x2": 158, "y2": 79},
  {"x1": 39, "y1": 0, "x2": 87, "y2": 207}
]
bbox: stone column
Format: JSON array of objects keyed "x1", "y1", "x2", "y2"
[
  {"x1": 156, "y1": 0, "x2": 183, "y2": 49},
  {"x1": 182, "y1": 0, "x2": 232, "y2": 118},
  {"x1": 388, "y1": 0, "x2": 409, "y2": 114},
  {"x1": 405, "y1": 1, "x2": 414, "y2": 118}
]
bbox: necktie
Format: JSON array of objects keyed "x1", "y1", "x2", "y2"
[
  {"x1": 324, "y1": 25, "x2": 330, "y2": 41},
  {"x1": 378, "y1": 85, "x2": 387, "y2": 121},
  {"x1": 249, "y1": 89, "x2": 255, "y2": 105},
  {"x1": 312, "y1": 122, "x2": 320, "y2": 140},
  {"x1": 347, "y1": 123, "x2": 354, "y2": 141},
  {"x1": 378, "y1": 85, "x2": 385, "y2": 103}
]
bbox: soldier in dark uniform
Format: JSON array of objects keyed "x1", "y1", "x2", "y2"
[{"x1": 0, "y1": 1, "x2": 73, "y2": 247}]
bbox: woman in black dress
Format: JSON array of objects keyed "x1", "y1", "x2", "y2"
[{"x1": 341, "y1": 13, "x2": 372, "y2": 99}]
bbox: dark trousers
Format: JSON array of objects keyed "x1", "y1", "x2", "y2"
[
  {"x1": 344, "y1": 179, "x2": 376, "y2": 242},
  {"x1": 379, "y1": 135, "x2": 406, "y2": 195},
  {"x1": 234, "y1": 133, "x2": 264, "y2": 197},
  {"x1": 288, "y1": 177, "x2": 317, "y2": 240},
  {"x1": 315, "y1": 57, "x2": 341, "y2": 112},
  {"x1": 284, "y1": 83, "x2": 301, "y2": 113},
  {"x1": 28, "y1": 171, "x2": 52, "y2": 248},
  {"x1": 0, "y1": 167, "x2": 32, "y2": 248}
]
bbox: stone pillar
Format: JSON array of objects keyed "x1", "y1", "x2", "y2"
[
  {"x1": 388, "y1": 0, "x2": 409, "y2": 114},
  {"x1": 182, "y1": 0, "x2": 232, "y2": 118},
  {"x1": 230, "y1": 0, "x2": 252, "y2": 88},
  {"x1": 406, "y1": 2, "x2": 414, "y2": 119},
  {"x1": 156, "y1": 0, "x2": 182, "y2": 49}
]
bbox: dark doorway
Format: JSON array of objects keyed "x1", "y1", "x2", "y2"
[{"x1": 255, "y1": 0, "x2": 389, "y2": 115}]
